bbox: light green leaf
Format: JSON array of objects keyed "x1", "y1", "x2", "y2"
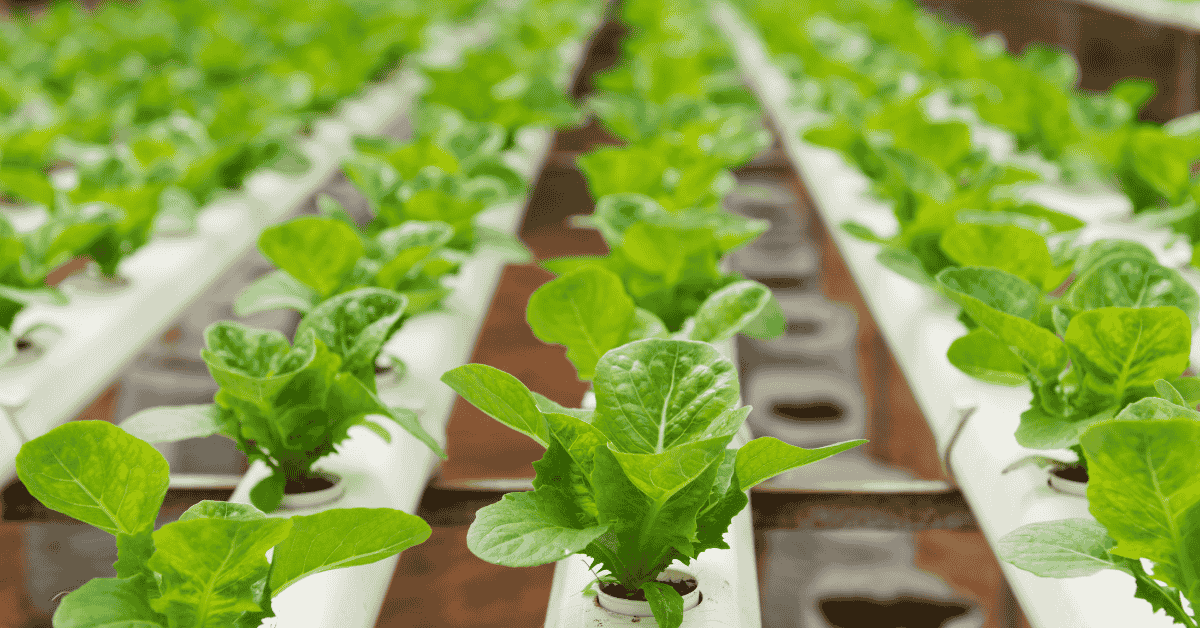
[
  {"x1": 249, "y1": 473, "x2": 285, "y2": 515},
  {"x1": 609, "y1": 437, "x2": 728, "y2": 503},
  {"x1": 466, "y1": 489, "x2": 609, "y2": 568},
  {"x1": 938, "y1": 267, "x2": 1065, "y2": 381},
  {"x1": 1114, "y1": 397, "x2": 1200, "y2": 422},
  {"x1": 15, "y1": 421, "x2": 168, "y2": 536},
  {"x1": 120, "y1": 404, "x2": 230, "y2": 444},
  {"x1": 940, "y1": 223, "x2": 1068, "y2": 291},
  {"x1": 149, "y1": 516, "x2": 293, "y2": 628},
  {"x1": 1081, "y1": 419, "x2": 1200, "y2": 598},
  {"x1": 1064, "y1": 257, "x2": 1199, "y2": 324},
  {"x1": 1064, "y1": 307, "x2": 1191, "y2": 399},
  {"x1": 233, "y1": 270, "x2": 316, "y2": 317},
  {"x1": 294, "y1": 288, "x2": 406, "y2": 387},
  {"x1": 685, "y1": 280, "x2": 773, "y2": 342},
  {"x1": 998, "y1": 519, "x2": 1125, "y2": 578},
  {"x1": 641, "y1": 582, "x2": 684, "y2": 628},
  {"x1": 53, "y1": 577, "x2": 167, "y2": 628},
  {"x1": 258, "y1": 217, "x2": 363, "y2": 297},
  {"x1": 179, "y1": 501, "x2": 265, "y2": 523},
  {"x1": 592, "y1": 339, "x2": 739, "y2": 454},
  {"x1": 270, "y1": 508, "x2": 431, "y2": 594},
  {"x1": 527, "y1": 266, "x2": 637, "y2": 381},
  {"x1": 441, "y1": 364, "x2": 550, "y2": 447},
  {"x1": 946, "y1": 328, "x2": 1027, "y2": 386},
  {"x1": 736, "y1": 437, "x2": 867, "y2": 491}
]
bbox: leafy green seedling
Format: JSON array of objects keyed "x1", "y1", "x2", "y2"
[
  {"x1": 542, "y1": 194, "x2": 778, "y2": 334},
  {"x1": 999, "y1": 415, "x2": 1200, "y2": 627},
  {"x1": 15, "y1": 420, "x2": 430, "y2": 628},
  {"x1": 527, "y1": 265, "x2": 782, "y2": 380},
  {"x1": 442, "y1": 339, "x2": 865, "y2": 628},
  {"x1": 123, "y1": 290, "x2": 444, "y2": 513},
  {"x1": 236, "y1": 206, "x2": 460, "y2": 318}
]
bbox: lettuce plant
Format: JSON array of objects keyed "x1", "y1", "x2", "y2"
[
  {"x1": 998, "y1": 391, "x2": 1200, "y2": 627},
  {"x1": 542, "y1": 194, "x2": 782, "y2": 334},
  {"x1": 123, "y1": 288, "x2": 444, "y2": 512},
  {"x1": 442, "y1": 339, "x2": 864, "y2": 627},
  {"x1": 342, "y1": 135, "x2": 526, "y2": 251},
  {"x1": 15, "y1": 420, "x2": 430, "y2": 628},
  {"x1": 934, "y1": 241, "x2": 1199, "y2": 465},
  {"x1": 235, "y1": 201, "x2": 460, "y2": 318}
]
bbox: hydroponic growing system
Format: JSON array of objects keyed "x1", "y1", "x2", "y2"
[{"x1": 3, "y1": 0, "x2": 1200, "y2": 626}]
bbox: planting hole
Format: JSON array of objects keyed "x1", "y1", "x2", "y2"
[
  {"x1": 786, "y1": 319, "x2": 820, "y2": 336},
  {"x1": 773, "y1": 401, "x2": 843, "y2": 423},
  {"x1": 820, "y1": 596, "x2": 971, "y2": 627},
  {"x1": 756, "y1": 276, "x2": 810, "y2": 291}
]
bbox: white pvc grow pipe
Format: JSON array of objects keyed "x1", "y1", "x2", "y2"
[{"x1": 713, "y1": 4, "x2": 1181, "y2": 627}]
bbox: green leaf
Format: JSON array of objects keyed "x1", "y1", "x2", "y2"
[
  {"x1": 1114, "y1": 397, "x2": 1200, "y2": 422},
  {"x1": 739, "y1": 294, "x2": 786, "y2": 340},
  {"x1": 249, "y1": 473, "x2": 285, "y2": 514},
  {"x1": 440, "y1": 364, "x2": 550, "y2": 447},
  {"x1": 876, "y1": 247, "x2": 934, "y2": 286},
  {"x1": 1064, "y1": 307, "x2": 1191, "y2": 399},
  {"x1": 628, "y1": 308, "x2": 670, "y2": 342},
  {"x1": 937, "y1": 267, "x2": 1065, "y2": 382},
  {"x1": 641, "y1": 582, "x2": 684, "y2": 628},
  {"x1": 179, "y1": 501, "x2": 265, "y2": 523},
  {"x1": 939, "y1": 223, "x2": 1069, "y2": 292},
  {"x1": 592, "y1": 339, "x2": 739, "y2": 454},
  {"x1": 233, "y1": 270, "x2": 316, "y2": 317},
  {"x1": 269, "y1": 508, "x2": 431, "y2": 594},
  {"x1": 946, "y1": 328, "x2": 1027, "y2": 386},
  {"x1": 735, "y1": 437, "x2": 867, "y2": 491},
  {"x1": 15, "y1": 421, "x2": 168, "y2": 536},
  {"x1": 149, "y1": 516, "x2": 293, "y2": 628},
  {"x1": 120, "y1": 404, "x2": 232, "y2": 444},
  {"x1": 383, "y1": 406, "x2": 447, "y2": 459},
  {"x1": 466, "y1": 489, "x2": 609, "y2": 568},
  {"x1": 52, "y1": 577, "x2": 167, "y2": 628},
  {"x1": 1081, "y1": 419, "x2": 1200, "y2": 600},
  {"x1": 531, "y1": 393, "x2": 593, "y2": 422},
  {"x1": 294, "y1": 288, "x2": 407, "y2": 387},
  {"x1": 998, "y1": 519, "x2": 1125, "y2": 578},
  {"x1": 841, "y1": 220, "x2": 889, "y2": 243},
  {"x1": 685, "y1": 280, "x2": 773, "y2": 342},
  {"x1": 258, "y1": 217, "x2": 363, "y2": 298},
  {"x1": 527, "y1": 266, "x2": 637, "y2": 381},
  {"x1": 609, "y1": 437, "x2": 729, "y2": 503},
  {"x1": 1064, "y1": 256, "x2": 1200, "y2": 324}
]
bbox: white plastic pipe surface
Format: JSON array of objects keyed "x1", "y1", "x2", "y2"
[{"x1": 713, "y1": 3, "x2": 1181, "y2": 627}]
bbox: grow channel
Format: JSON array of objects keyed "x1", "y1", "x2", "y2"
[{"x1": 715, "y1": 1, "x2": 1198, "y2": 626}]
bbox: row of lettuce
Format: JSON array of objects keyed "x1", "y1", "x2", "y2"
[
  {"x1": 0, "y1": 0, "x2": 497, "y2": 363},
  {"x1": 730, "y1": 0, "x2": 1200, "y2": 624},
  {"x1": 439, "y1": 1, "x2": 867, "y2": 626},
  {"x1": 9, "y1": 1, "x2": 874, "y2": 628},
  {"x1": 8, "y1": 0, "x2": 598, "y2": 626}
]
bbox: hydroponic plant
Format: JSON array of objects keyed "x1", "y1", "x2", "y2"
[
  {"x1": 539, "y1": 193, "x2": 783, "y2": 342},
  {"x1": 123, "y1": 288, "x2": 444, "y2": 512},
  {"x1": 235, "y1": 202, "x2": 461, "y2": 318},
  {"x1": 14, "y1": 420, "x2": 431, "y2": 628},
  {"x1": 998, "y1": 388, "x2": 1200, "y2": 627},
  {"x1": 933, "y1": 239, "x2": 1199, "y2": 473},
  {"x1": 442, "y1": 339, "x2": 865, "y2": 627}
]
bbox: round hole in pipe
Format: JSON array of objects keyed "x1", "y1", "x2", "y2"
[
  {"x1": 819, "y1": 596, "x2": 971, "y2": 628},
  {"x1": 772, "y1": 401, "x2": 844, "y2": 422},
  {"x1": 755, "y1": 276, "x2": 811, "y2": 291},
  {"x1": 785, "y1": 318, "x2": 821, "y2": 336}
]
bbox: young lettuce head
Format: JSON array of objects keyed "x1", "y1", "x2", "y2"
[
  {"x1": 14, "y1": 421, "x2": 430, "y2": 628},
  {"x1": 441, "y1": 338, "x2": 864, "y2": 627},
  {"x1": 122, "y1": 288, "x2": 444, "y2": 512}
]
